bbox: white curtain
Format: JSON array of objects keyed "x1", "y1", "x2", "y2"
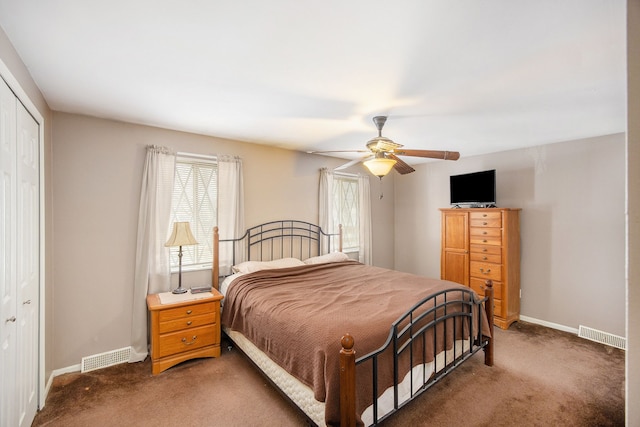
[
  {"x1": 217, "y1": 155, "x2": 245, "y2": 275},
  {"x1": 357, "y1": 174, "x2": 372, "y2": 265},
  {"x1": 319, "y1": 168, "x2": 335, "y2": 253},
  {"x1": 130, "y1": 145, "x2": 175, "y2": 362}
]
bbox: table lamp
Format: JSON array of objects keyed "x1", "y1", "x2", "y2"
[{"x1": 165, "y1": 222, "x2": 198, "y2": 294}]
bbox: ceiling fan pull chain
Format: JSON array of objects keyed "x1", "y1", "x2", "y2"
[{"x1": 379, "y1": 177, "x2": 384, "y2": 199}]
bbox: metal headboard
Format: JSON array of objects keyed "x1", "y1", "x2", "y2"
[{"x1": 212, "y1": 220, "x2": 342, "y2": 289}]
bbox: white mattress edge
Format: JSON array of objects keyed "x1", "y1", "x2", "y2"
[{"x1": 224, "y1": 325, "x2": 471, "y2": 427}]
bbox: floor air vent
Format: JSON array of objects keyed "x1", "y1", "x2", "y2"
[
  {"x1": 578, "y1": 325, "x2": 626, "y2": 350},
  {"x1": 81, "y1": 347, "x2": 132, "y2": 372}
]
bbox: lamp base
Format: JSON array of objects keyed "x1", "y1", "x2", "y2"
[{"x1": 172, "y1": 287, "x2": 188, "y2": 294}]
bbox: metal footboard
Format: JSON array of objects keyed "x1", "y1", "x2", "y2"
[{"x1": 340, "y1": 282, "x2": 494, "y2": 426}]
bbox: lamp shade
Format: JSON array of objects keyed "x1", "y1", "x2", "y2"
[
  {"x1": 165, "y1": 222, "x2": 198, "y2": 247},
  {"x1": 363, "y1": 157, "x2": 397, "y2": 177}
]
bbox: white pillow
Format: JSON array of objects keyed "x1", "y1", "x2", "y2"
[
  {"x1": 303, "y1": 252, "x2": 349, "y2": 265},
  {"x1": 232, "y1": 257, "x2": 305, "y2": 274}
]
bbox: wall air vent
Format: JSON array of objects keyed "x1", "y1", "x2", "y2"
[
  {"x1": 81, "y1": 347, "x2": 132, "y2": 373},
  {"x1": 578, "y1": 325, "x2": 626, "y2": 350}
]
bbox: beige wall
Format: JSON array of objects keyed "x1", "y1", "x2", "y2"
[
  {"x1": 50, "y1": 112, "x2": 396, "y2": 368},
  {"x1": 394, "y1": 135, "x2": 626, "y2": 337}
]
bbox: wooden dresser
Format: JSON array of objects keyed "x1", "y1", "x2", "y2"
[
  {"x1": 440, "y1": 208, "x2": 521, "y2": 329},
  {"x1": 146, "y1": 290, "x2": 223, "y2": 374}
]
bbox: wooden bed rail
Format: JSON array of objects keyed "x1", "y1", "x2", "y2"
[{"x1": 338, "y1": 279, "x2": 495, "y2": 427}]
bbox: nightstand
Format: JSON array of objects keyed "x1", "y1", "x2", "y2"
[{"x1": 146, "y1": 289, "x2": 223, "y2": 375}]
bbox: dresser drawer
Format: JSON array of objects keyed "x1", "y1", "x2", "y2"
[
  {"x1": 470, "y1": 252, "x2": 501, "y2": 263},
  {"x1": 470, "y1": 235, "x2": 502, "y2": 246},
  {"x1": 470, "y1": 277, "x2": 503, "y2": 299},
  {"x1": 470, "y1": 261, "x2": 502, "y2": 281},
  {"x1": 158, "y1": 324, "x2": 218, "y2": 358},
  {"x1": 469, "y1": 211, "x2": 501, "y2": 221},
  {"x1": 470, "y1": 217, "x2": 501, "y2": 228},
  {"x1": 470, "y1": 227, "x2": 502, "y2": 238},
  {"x1": 470, "y1": 278, "x2": 504, "y2": 317},
  {"x1": 159, "y1": 301, "x2": 215, "y2": 322},
  {"x1": 470, "y1": 244, "x2": 502, "y2": 256},
  {"x1": 159, "y1": 312, "x2": 216, "y2": 334}
]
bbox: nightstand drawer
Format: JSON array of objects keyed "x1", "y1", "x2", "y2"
[
  {"x1": 159, "y1": 301, "x2": 215, "y2": 322},
  {"x1": 158, "y1": 324, "x2": 218, "y2": 358},
  {"x1": 159, "y1": 312, "x2": 216, "y2": 334}
]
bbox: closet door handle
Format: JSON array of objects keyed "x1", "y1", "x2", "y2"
[
  {"x1": 23, "y1": 300, "x2": 31, "y2": 305},
  {"x1": 5, "y1": 316, "x2": 16, "y2": 323}
]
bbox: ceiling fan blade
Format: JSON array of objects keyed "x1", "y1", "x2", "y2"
[
  {"x1": 387, "y1": 153, "x2": 415, "y2": 175},
  {"x1": 334, "y1": 157, "x2": 366, "y2": 171},
  {"x1": 395, "y1": 149, "x2": 460, "y2": 160}
]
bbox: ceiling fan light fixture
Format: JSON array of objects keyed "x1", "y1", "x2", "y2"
[{"x1": 364, "y1": 157, "x2": 397, "y2": 178}]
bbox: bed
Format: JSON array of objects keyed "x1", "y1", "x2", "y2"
[{"x1": 212, "y1": 220, "x2": 494, "y2": 427}]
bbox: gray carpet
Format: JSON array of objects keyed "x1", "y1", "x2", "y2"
[{"x1": 32, "y1": 322, "x2": 625, "y2": 426}]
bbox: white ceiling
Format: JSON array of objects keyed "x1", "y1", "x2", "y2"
[{"x1": 0, "y1": 0, "x2": 627, "y2": 163}]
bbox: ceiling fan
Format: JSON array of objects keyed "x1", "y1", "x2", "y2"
[{"x1": 311, "y1": 116, "x2": 460, "y2": 178}]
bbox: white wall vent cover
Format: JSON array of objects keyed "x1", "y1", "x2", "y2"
[
  {"x1": 578, "y1": 325, "x2": 626, "y2": 350},
  {"x1": 81, "y1": 347, "x2": 132, "y2": 373}
]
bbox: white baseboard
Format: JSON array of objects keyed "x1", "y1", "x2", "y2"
[
  {"x1": 519, "y1": 315, "x2": 579, "y2": 335},
  {"x1": 52, "y1": 363, "x2": 81, "y2": 377}
]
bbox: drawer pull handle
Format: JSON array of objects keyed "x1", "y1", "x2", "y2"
[
  {"x1": 5, "y1": 316, "x2": 16, "y2": 323},
  {"x1": 186, "y1": 310, "x2": 192, "y2": 315},
  {"x1": 482, "y1": 248, "x2": 487, "y2": 252},
  {"x1": 483, "y1": 231, "x2": 487, "y2": 235},
  {"x1": 182, "y1": 335, "x2": 197, "y2": 345},
  {"x1": 186, "y1": 321, "x2": 192, "y2": 326},
  {"x1": 483, "y1": 256, "x2": 488, "y2": 260},
  {"x1": 479, "y1": 268, "x2": 491, "y2": 274},
  {"x1": 483, "y1": 222, "x2": 487, "y2": 225},
  {"x1": 483, "y1": 214, "x2": 487, "y2": 217},
  {"x1": 23, "y1": 300, "x2": 31, "y2": 305},
  {"x1": 482, "y1": 239, "x2": 487, "y2": 243}
]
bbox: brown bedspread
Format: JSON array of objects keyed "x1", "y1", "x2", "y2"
[{"x1": 221, "y1": 261, "x2": 489, "y2": 426}]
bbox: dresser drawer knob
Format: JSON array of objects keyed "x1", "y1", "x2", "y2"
[
  {"x1": 480, "y1": 268, "x2": 491, "y2": 274},
  {"x1": 186, "y1": 310, "x2": 192, "y2": 315},
  {"x1": 483, "y1": 231, "x2": 487, "y2": 235},
  {"x1": 483, "y1": 256, "x2": 488, "y2": 260},
  {"x1": 482, "y1": 239, "x2": 487, "y2": 243},
  {"x1": 186, "y1": 321, "x2": 192, "y2": 326},
  {"x1": 182, "y1": 335, "x2": 197, "y2": 345},
  {"x1": 483, "y1": 222, "x2": 487, "y2": 225}
]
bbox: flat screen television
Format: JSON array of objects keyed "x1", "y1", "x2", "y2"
[{"x1": 449, "y1": 169, "x2": 496, "y2": 207}]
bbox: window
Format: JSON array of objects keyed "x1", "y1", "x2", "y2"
[
  {"x1": 168, "y1": 154, "x2": 217, "y2": 271},
  {"x1": 332, "y1": 174, "x2": 359, "y2": 251}
]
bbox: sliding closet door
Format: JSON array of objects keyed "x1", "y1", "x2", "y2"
[
  {"x1": 16, "y1": 100, "x2": 39, "y2": 427},
  {"x1": 0, "y1": 76, "x2": 18, "y2": 427}
]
